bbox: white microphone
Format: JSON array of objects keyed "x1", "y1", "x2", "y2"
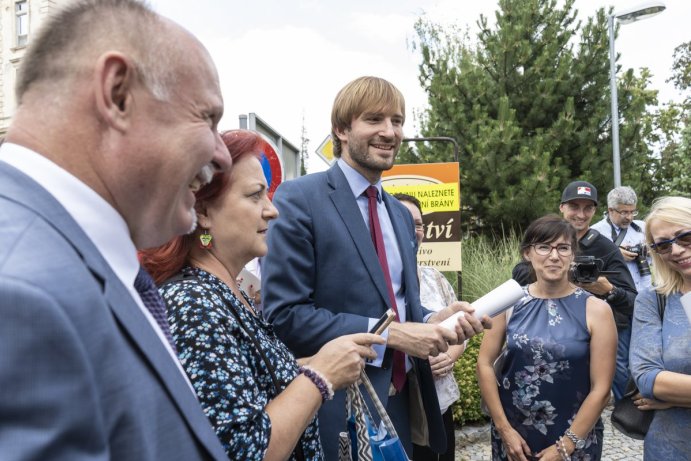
[{"x1": 680, "y1": 292, "x2": 691, "y2": 324}]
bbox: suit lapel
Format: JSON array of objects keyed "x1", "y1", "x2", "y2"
[
  {"x1": 102, "y1": 279, "x2": 228, "y2": 459},
  {"x1": 0, "y1": 162, "x2": 227, "y2": 460},
  {"x1": 383, "y1": 192, "x2": 419, "y2": 320},
  {"x1": 326, "y1": 165, "x2": 391, "y2": 309}
]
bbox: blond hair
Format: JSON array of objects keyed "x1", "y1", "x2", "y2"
[
  {"x1": 645, "y1": 196, "x2": 691, "y2": 295},
  {"x1": 330, "y1": 76, "x2": 405, "y2": 158}
]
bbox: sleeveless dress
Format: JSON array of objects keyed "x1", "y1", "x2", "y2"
[{"x1": 490, "y1": 287, "x2": 604, "y2": 461}]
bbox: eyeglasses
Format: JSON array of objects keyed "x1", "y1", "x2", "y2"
[
  {"x1": 531, "y1": 243, "x2": 573, "y2": 256},
  {"x1": 649, "y1": 230, "x2": 691, "y2": 254},
  {"x1": 611, "y1": 209, "x2": 639, "y2": 217},
  {"x1": 414, "y1": 223, "x2": 424, "y2": 231}
]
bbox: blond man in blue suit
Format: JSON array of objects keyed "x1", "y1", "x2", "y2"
[
  {"x1": 0, "y1": 1, "x2": 233, "y2": 459},
  {"x1": 263, "y1": 76, "x2": 491, "y2": 460}
]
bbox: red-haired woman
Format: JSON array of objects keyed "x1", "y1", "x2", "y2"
[{"x1": 140, "y1": 130, "x2": 382, "y2": 461}]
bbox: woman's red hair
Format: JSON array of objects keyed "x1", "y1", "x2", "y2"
[{"x1": 139, "y1": 129, "x2": 263, "y2": 284}]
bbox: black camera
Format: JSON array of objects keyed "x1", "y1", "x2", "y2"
[
  {"x1": 622, "y1": 244, "x2": 652, "y2": 277},
  {"x1": 569, "y1": 256, "x2": 603, "y2": 283}
]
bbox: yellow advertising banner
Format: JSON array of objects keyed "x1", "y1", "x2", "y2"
[
  {"x1": 383, "y1": 183, "x2": 459, "y2": 212},
  {"x1": 382, "y1": 162, "x2": 462, "y2": 271}
]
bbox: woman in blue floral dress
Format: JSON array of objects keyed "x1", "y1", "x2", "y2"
[
  {"x1": 140, "y1": 130, "x2": 382, "y2": 461},
  {"x1": 478, "y1": 215, "x2": 617, "y2": 461},
  {"x1": 630, "y1": 196, "x2": 691, "y2": 460}
]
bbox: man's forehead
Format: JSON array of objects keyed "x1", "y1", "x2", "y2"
[
  {"x1": 564, "y1": 199, "x2": 596, "y2": 207},
  {"x1": 359, "y1": 105, "x2": 403, "y2": 117}
]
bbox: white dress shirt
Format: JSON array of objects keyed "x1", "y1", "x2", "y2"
[{"x1": 0, "y1": 142, "x2": 193, "y2": 389}]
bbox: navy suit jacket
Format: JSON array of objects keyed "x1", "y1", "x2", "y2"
[
  {"x1": 263, "y1": 164, "x2": 445, "y2": 459},
  {"x1": 0, "y1": 162, "x2": 228, "y2": 460}
]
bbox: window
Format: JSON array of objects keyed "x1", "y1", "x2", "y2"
[{"x1": 16, "y1": 1, "x2": 29, "y2": 47}]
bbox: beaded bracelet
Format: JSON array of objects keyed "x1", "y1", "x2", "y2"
[
  {"x1": 555, "y1": 437, "x2": 571, "y2": 461},
  {"x1": 298, "y1": 365, "x2": 334, "y2": 402}
]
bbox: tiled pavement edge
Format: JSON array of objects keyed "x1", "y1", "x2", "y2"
[{"x1": 455, "y1": 404, "x2": 644, "y2": 461}]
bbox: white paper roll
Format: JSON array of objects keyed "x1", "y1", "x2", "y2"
[
  {"x1": 439, "y1": 279, "x2": 525, "y2": 331},
  {"x1": 680, "y1": 292, "x2": 691, "y2": 324}
]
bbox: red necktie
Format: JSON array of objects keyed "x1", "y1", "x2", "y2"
[{"x1": 366, "y1": 186, "x2": 406, "y2": 392}]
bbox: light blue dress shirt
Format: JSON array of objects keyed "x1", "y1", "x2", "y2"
[{"x1": 337, "y1": 159, "x2": 408, "y2": 368}]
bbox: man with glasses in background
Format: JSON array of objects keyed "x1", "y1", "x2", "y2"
[
  {"x1": 513, "y1": 181, "x2": 637, "y2": 402},
  {"x1": 591, "y1": 186, "x2": 652, "y2": 402},
  {"x1": 591, "y1": 186, "x2": 652, "y2": 293}
]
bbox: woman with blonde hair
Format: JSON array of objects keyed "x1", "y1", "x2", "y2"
[{"x1": 630, "y1": 196, "x2": 691, "y2": 460}]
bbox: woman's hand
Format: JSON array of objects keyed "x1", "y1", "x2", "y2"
[
  {"x1": 633, "y1": 392, "x2": 674, "y2": 411},
  {"x1": 498, "y1": 426, "x2": 532, "y2": 461},
  {"x1": 535, "y1": 443, "x2": 563, "y2": 461},
  {"x1": 429, "y1": 352, "x2": 454, "y2": 376},
  {"x1": 308, "y1": 333, "x2": 384, "y2": 389}
]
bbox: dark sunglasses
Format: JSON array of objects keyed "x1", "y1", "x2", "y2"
[{"x1": 649, "y1": 230, "x2": 691, "y2": 254}]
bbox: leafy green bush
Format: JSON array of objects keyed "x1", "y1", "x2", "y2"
[{"x1": 445, "y1": 231, "x2": 522, "y2": 425}]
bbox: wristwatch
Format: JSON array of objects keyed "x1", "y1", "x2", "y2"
[{"x1": 564, "y1": 428, "x2": 586, "y2": 450}]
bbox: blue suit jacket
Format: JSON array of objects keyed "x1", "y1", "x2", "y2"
[
  {"x1": 0, "y1": 162, "x2": 228, "y2": 461},
  {"x1": 263, "y1": 164, "x2": 445, "y2": 459}
]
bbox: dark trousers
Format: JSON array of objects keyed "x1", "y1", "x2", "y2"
[
  {"x1": 612, "y1": 326, "x2": 632, "y2": 401},
  {"x1": 412, "y1": 407, "x2": 454, "y2": 461}
]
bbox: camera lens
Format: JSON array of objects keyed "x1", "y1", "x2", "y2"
[{"x1": 636, "y1": 254, "x2": 651, "y2": 277}]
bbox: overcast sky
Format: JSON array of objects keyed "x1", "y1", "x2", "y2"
[{"x1": 152, "y1": 0, "x2": 689, "y2": 172}]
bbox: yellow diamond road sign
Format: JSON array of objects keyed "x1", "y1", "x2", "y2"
[{"x1": 315, "y1": 135, "x2": 335, "y2": 164}]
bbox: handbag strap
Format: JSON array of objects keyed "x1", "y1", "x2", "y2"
[
  {"x1": 656, "y1": 292, "x2": 666, "y2": 319},
  {"x1": 162, "y1": 273, "x2": 283, "y2": 387},
  {"x1": 346, "y1": 384, "x2": 374, "y2": 461},
  {"x1": 359, "y1": 371, "x2": 400, "y2": 438},
  {"x1": 162, "y1": 272, "x2": 306, "y2": 461}
]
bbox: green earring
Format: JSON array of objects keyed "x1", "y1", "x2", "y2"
[{"x1": 199, "y1": 229, "x2": 213, "y2": 249}]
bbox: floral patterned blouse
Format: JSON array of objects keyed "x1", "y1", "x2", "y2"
[
  {"x1": 160, "y1": 266, "x2": 323, "y2": 460},
  {"x1": 418, "y1": 265, "x2": 461, "y2": 413},
  {"x1": 491, "y1": 288, "x2": 603, "y2": 461}
]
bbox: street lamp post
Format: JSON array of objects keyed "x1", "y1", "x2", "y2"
[{"x1": 608, "y1": 1, "x2": 665, "y2": 188}]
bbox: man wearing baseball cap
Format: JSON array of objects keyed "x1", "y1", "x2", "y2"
[{"x1": 513, "y1": 180, "x2": 637, "y2": 401}]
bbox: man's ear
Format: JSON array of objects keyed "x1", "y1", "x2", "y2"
[
  {"x1": 94, "y1": 52, "x2": 136, "y2": 131},
  {"x1": 334, "y1": 125, "x2": 349, "y2": 143}
]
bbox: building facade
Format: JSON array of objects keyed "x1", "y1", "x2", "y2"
[{"x1": 1, "y1": 0, "x2": 63, "y2": 136}]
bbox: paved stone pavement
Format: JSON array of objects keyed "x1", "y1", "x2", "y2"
[{"x1": 455, "y1": 404, "x2": 644, "y2": 460}]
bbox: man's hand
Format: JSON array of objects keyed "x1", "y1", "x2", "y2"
[
  {"x1": 387, "y1": 322, "x2": 457, "y2": 358},
  {"x1": 619, "y1": 247, "x2": 637, "y2": 262},
  {"x1": 576, "y1": 275, "x2": 613, "y2": 296},
  {"x1": 429, "y1": 301, "x2": 492, "y2": 333},
  {"x1": 387, "y1": 302, "x2": 490, "y2": 358}
]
